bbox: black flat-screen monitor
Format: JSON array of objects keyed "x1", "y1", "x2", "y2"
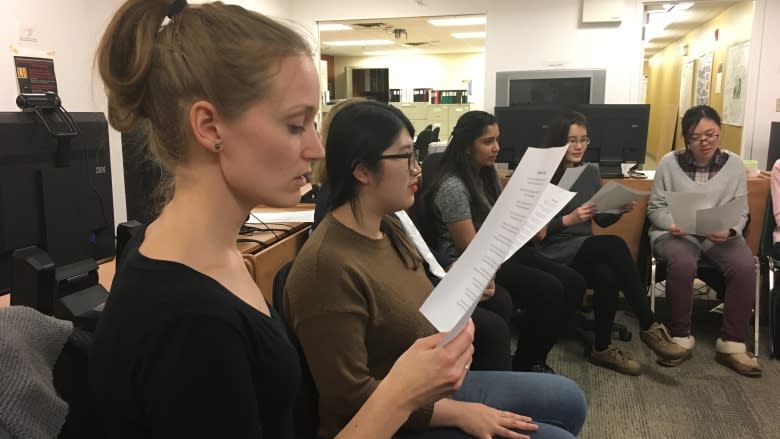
[
  {"x1": 493, "y1": 104, "x2": 650, "y2": 170},
  {"x1": 122, "y1": 129, "x2": 166, "y2": 224},
  {"x1": 509, "y1": 78, "x2": 591, "y2": 106},
  {"x1": 0, "y1": 111, "x2": 115, "y2": 293},
  {"x1": 577, "y1": 104, "x2": 650, "y2": 165},
  {"x1": 495, "y1": 105, "x2": 563, "y2": 166}
]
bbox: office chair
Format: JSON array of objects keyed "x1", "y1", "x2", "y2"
[
  {"x1": 54, "y1": 328, "x2": 104, "y2": 439},
  {"x1": 414, "y1": 127, "x2": 435, "y2": 161},
  {"x1": 431, "y1": 126, "x2": 441, "y2": 142},
  {"x1": 271, "y1": 261, "x2": 320, "y2": 439},
  {"x1": 638, "y1": 217, "x2": 761, "y2": 356},
  {"x1": 758, "y1": 193, "x2": 780, "y2": 359}
]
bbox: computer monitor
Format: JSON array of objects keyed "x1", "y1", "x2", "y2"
[
  {"x1": 577, "y1": 104, "x2": 650, "y2": 166},
  {"x1": 509, "y1": 78, "x2": 591, "y2": 106},
  {"x1": 0, "y1": 111, "x2": 115, "y2": 293},
  {"x1": 122, "y1": 129, "x2": 167, "y2": 224},
  {"x1": 494, "y1": 105, "x2": 563, "y2": 166}
]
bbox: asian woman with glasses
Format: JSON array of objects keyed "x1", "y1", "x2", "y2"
[
  {"x1": 538, "y1": 111, "x2": 688, "y2": 376},
  {"x1": 285, "y1": 101, "x2": 587, "y2": 439},
  {"x1": 647, "y1": 105, "x2": 761, "y2": 377}
]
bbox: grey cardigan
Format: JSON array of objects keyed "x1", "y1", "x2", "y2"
[{"x1": 647, "y1": 149, "x2": 748, "y2": 249}]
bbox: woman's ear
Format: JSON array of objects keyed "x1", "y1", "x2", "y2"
[
  {"x1": 189, "y1": 100, "x2": 223, "y2": 153},
  {"x1": 352, "y1": 162, "x2": 371, "y2": 185}
]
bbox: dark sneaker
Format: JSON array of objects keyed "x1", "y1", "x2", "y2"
[
  {"x1": 640, "y1": 322, "x2": 689, "y2": 361},
  {"x1": 589, "y1": 346, "x2": 641, "y2": 375},
  {"x1": 527, "y1": 363, "x2": 556, "y2": 374}
]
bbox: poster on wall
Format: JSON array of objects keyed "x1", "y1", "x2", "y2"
[
  {"x1": 694, "y1": 52, "x2": 713, "y2": 106},
  {"x1": 679, "y1": 60, "x2": 695, "y2": 113},
  {"x1": 723, "y1": 40, "x2": 750, "y2": 126}
]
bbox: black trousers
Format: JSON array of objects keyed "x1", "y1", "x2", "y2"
[
  {"x1": 427, "y1": 267, "x2": 513, "y2": 371},
  {"x1": 497, "y1": 246, "x2": 586, "y2": 369},
  {"x1": 571, "y1": 235, "x2": 655, "y2": 350},
  {"x1": 470, "y1": 284, "x2": 513, "y2": 371}
]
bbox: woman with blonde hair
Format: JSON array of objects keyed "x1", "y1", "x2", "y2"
[{"x1": 89, "y1": 1, "x2": 475, "y2": 437}]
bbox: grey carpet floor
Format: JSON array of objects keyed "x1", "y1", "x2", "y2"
[{"x1": 546, "y1": 297, "x2": 780, "y2": 439}]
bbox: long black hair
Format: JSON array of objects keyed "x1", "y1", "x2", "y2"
[
  {"x1": 325, "y1": 100, "x2": 421, "y2": 269},
  {"x1": 420, "y1": 110, "x2": 501, "y2": 246},
  {"x1": 543, "y1": 110, "x2": 589, "y2": 185}
]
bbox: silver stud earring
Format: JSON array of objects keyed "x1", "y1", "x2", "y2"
[{"x1": 214, "y1": 143, "x2": 222, "y2": 152}]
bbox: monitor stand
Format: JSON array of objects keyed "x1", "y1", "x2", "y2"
[{"x1": 599, "y1": 161, "x2": 623, "y2": 179}]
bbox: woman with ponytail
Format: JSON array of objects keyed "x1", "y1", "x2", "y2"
[{"x1": 90, "y1": 1, "x2": 477, "y2": 437}]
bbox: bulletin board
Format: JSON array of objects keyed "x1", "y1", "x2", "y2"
[
  {"x1": 723, "y1": 40, "x2": 750, "y2": 126},
  {"x1": 679, "y1": 60, "x2": 694, "y2": 113},
  {"x1": 694, "y1": 52, "x2": 713, "y2": 106}
]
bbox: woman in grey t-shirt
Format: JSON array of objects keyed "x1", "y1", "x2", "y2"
[{"x1": 419, "y1": 111, "x2": 586, "y2": 374}]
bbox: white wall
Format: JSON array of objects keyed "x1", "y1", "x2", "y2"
[
  {"x1": 0, "y1": 0, "x2": 291, "y2": 227},
  {"x1": 743, "y1": 0, "x2": 780, "y2": 168},
  {"x1": 294, "y1": 0, "x2": 645, "y2": 112},
  {"x1": 333, "y1": 52, "x2": 486, "y2": 110},
  {"x1": 485, "y1": 0, "x2": 645, "y2": 110}
]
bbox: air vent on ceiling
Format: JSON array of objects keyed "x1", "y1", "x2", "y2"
[
  {"x1": 353, "y1": 22, "x2": 391, "y2": 29},
  {"x1": 402, "y1": 41, "x2": 438, "y2": 47}
]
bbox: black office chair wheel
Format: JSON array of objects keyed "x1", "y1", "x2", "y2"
[{"x1": 618, "y1": 329, "x2": 632, "y2": 342}]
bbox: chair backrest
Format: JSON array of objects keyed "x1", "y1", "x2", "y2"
[
  {"x1": 431, "y1": 126, "x2": 441, "y2": 142},
  {"x1": 759, "y1": 192, "x2": 777, "y2": 260},
  {"x1": 54, "y1": 329, "x2": 104, "y2": 439},
  {"x1": 413, "y1": 152, "x2": 447, "y2": 260},
  {"x1": 271, "y1": 261, "x2": 319, "y2": 439},
  {"x1": 414, "y1": 128, "x2": 434, "y2": 161}
]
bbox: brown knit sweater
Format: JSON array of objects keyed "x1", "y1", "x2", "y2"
[{"x1": 284, "y1": 214, "x2": 437, "y2": 438}]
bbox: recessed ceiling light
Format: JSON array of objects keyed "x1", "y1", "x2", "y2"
[
  {"x1": 428, "y1": 16, "x2": 486, "y2": 27},
  {"x1": 451, "y1": 32, "x2": 486, "y2": 39},
  {"x1": 323, "y1": 39, "x2": 395, "y2": 46},
  {"x1": 319, "y1": 23, "x2": 352, "y2": 32}
]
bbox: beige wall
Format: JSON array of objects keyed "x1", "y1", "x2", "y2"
[
  {"x1": 332, "y1": 52, "x2": 486, "y2": 110},
  {"x1": 645, "y1": 1, "x2": 755, "y2": 161}
]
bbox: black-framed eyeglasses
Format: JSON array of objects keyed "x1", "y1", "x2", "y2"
[
  {"x1": 689, "y1": 130, "x2": 720, "y2": 144},
  {"x1": 377, "y1": 149, "x2": 420, "y2": 171},
  {"x1": 567, "y1": 137, "x2": 590, "y2": 145}
]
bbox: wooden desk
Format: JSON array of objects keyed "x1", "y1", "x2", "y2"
[
  {"x1": 498, "y1": 169, "x2": 771, "y2": 260},
  {"x1": 1, "y1": 221, "x2": 312, "y2": 309},
  {"x1": 239, "y1": 222, "x2": 310, "y2": 305},
  {"x1": 593, "y1": 176, "x2": 770, "y2": 259}
]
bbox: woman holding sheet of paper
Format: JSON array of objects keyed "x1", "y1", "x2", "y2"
[
  {"x1": 89, "y1": 2, "x2": 480, "y2": 437},
  {"x1": 538, "y1": 111, "x2": 689, "y2": 376},
  {"x1": 419, "y1": 111, "x2": 587, "y2": 375},
  {"x1": 285, "y1": 101, "x2": 586, "y2": 439},
  {"x1": 647, "y1": 105, "x2": 761, "y2": 377},
  {"x1": 313, "y1": 97, "x2": 516, "y2": 373}
]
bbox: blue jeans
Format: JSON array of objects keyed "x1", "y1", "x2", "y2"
[{"x1": 394, "y1": 371, "x2": 587, "y2": 439}]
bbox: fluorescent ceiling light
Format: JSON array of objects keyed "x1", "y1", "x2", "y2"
[
  {"x1": 428, "y1": 16, "x2": 486, "y2": 27},
  {"x1": 319, "y1": 23, "x2": 352, "y2": 32},
  {"x1": 324, "y1": 39, "x2": 394, "y2": 46},
  {"x1": 364, "y1": 49, "x2": 423, "y2": 56},
  {"x1": 451, "y1": 32, "x2": 486, "y2": 39}
]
